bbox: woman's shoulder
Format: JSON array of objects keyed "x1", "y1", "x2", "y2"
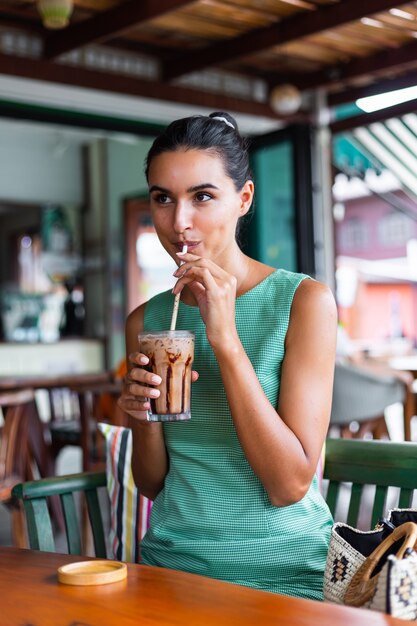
[
  {"x1": 127, "y1": 290, "x2": 172, "y2": 327},
  {"x1": 292, "y1": 277, "x2": 337, "y2": 324},
  {"x1": 126, "y1": 302, "x2": 146, "y2": 333}
]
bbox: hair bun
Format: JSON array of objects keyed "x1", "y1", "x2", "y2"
[{"x1": 209, "y1": 112, "x2": 237, "y2": 131}]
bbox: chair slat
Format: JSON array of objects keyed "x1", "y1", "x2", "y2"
[
  {"x1": 399, "y1": 488, "x2": 413, "y2": 509},
  {"x1": 60, "y1": 492, "x2": 82, "y2": 555},
  {"x1": 371, "y1": 485, "x2": 388, "y2": 528},
  {"x1": 346, "y1": 483, "x2": 363, "y2": 527},
  {"x1": 12, "y1": 471, "x2": 107, "y2": 557},
  {"x1": 325, "y1": 481, "x2": 340, "y2": 518},
  {"x1": 24, "y1": 498, "x2": 55, "y2": 552},
  {"x1": 85, "y1": 488, "x2": 107, "y2": 558},
  {"x1": 324, "y1": 439, "x2": 417, "y2": 528}
]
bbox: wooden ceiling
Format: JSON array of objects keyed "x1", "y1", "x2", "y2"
[{"x1": 1, "y1": 0, "x2": 417, "y2": 123}]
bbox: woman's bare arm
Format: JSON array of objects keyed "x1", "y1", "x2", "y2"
[{"x1": 215, "y1": 279, "x2": 337, "y2": 506}]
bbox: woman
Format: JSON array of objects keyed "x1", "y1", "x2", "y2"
[{"x1": 118, "y1": 111, "x2": 337, "y2": 600}]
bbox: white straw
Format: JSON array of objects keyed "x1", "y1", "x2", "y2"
[{"x1": 170, "y1": 244, "x2": 187, "y2": 331}]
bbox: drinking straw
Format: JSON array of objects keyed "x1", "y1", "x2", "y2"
[{"x1": 170, "y1": 244, "x2": 187, "y2": 330}]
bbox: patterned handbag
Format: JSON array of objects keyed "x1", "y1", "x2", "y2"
[{"x1": 324, "y1": 512, "x2": 417, "y2": 621}]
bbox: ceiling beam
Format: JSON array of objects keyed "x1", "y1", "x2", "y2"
[
  {"x1": 330, "y1": 98, "x2": 417, "y2": 134},
  {"x1": 0, "y1": 10, "x2": 43, "y2": 34},
  {"x1": 44, "y1": 0, "x2": 196, "y2": 61},
  {"x1": 269, "y1": 39, "x2": 417, "y2": 92},
  {"x1": 162, "y1": 0, "x2": 406, "y2": 81},
  {"x1": 0, "y1": 53, "x2": 286, "y2": 121},
  {"x1": 329, "y1": 69, "x2": 417, "y2": 106}
]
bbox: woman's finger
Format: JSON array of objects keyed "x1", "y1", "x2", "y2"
[
  {"x1": 128, "y1": 368, "x2": 162, "y2": 387},
  {"x1": 174, "y1": 254, "x2": 229, "y2": 280},
  {"x1": 173, "y1": 265, "x2": 218, "y2": 295},
  {"x1": 128, "y1": 352, "x2": 149, "y2": 367},
  {"x1": 117, "y1": 395, "x2": 150, "y2": 418},
  {"x1": 128, "y1": 381, "x2": 160, "y2": 399}
]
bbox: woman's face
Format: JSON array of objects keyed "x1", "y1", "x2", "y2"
[{"x1": 147, "y1": 149, "x2": 253, "y2": 264}]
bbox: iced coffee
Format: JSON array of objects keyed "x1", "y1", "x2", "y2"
[{"x1": 138, "y1": 330, "x2": 194, "y2": 422}]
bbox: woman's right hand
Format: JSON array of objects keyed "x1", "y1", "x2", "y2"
[{"x1": 117, "y1": 352, "x2": 161, "y2": 420}]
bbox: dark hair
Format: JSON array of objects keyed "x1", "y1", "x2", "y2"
[{"x1": 145, "y1": 111, "x2": 252, "y2": 191}]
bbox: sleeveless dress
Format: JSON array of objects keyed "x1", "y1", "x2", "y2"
[{"x1": 140, "y1": 269, "x2": 333, "y2": 600}]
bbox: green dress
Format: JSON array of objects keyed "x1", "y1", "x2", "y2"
[{"x1": 140, "y1": 269, "x2": 333, "y2": 600}]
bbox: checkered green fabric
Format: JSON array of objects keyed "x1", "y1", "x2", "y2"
[{"x1": 140, "y1": 269, "x2": 332, "y2": 600}]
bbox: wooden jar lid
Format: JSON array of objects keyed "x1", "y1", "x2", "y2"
[{"x1": 58, "y1": 560, "x2": 127, "y2": 586}]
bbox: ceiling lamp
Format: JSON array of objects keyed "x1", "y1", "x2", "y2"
[
  {"x1": 270, "y1": 84, "x2": 302, "y2": 116},
  {"x1": 37, "y1": 0, "x2": 73, "y2": 29}
]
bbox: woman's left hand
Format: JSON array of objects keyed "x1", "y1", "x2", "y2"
[{"x1": 173, "y1": 251, "x2": 239, "y2": 349}]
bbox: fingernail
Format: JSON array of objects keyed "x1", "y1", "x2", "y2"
[
  {"x1": 139, "y1": 356, "x2": 148, "y2": 364},
  {"x1": 149, "y1": 389, "x2": 159, "y2": 398},
  {"x1": 151, "y1": 375, "x2": 161, "y2": 384},
  {"x1": 176, "y1": 251, "x2": 186, "y2": 256}
]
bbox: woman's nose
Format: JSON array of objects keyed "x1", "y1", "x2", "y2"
[{"x1": 173, "y1": 202, "x2": 193, "y2": 233}]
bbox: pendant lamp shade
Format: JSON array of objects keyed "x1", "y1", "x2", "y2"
[{"x1": 37, "y1": 0, "x2": 73, "y2": 29}]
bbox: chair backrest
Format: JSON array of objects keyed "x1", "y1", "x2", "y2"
[
  {"x1": 330, "y1": 362, "x2": 405, "y2": 425},
  {"x1": 46, "y1": 379, "x2": 124, "y2": 471},
  {"x1": 0, "y1": 389, "x2": 36, "y2": 485},
  {"x1": 12, "y1": 471, "x2": 108, "y2": 557},
  {"x1": 324, "y1": 438, "x2": 417, "y2": 528}
]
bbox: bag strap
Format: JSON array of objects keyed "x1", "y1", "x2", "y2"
[{"x1": 344, "y1": 521, "x2": 417, "y2": 607}]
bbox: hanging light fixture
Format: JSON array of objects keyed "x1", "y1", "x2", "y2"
[
  {"x1": 37, "y1": 0, "x2": 74, "y2": 29},
  {"x1": 269, "y1": 84, "x2": 302, "y2": 116}
]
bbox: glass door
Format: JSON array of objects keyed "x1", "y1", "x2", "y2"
[{"x1": 246, "y1": 124, "x2": 315, "y2": 275}]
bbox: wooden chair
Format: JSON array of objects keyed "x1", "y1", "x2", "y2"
[
  {"x1": 12, "y1": 471, "x2": 108, "y2": 556},
  {"x1": 47, "y1": 378, "x2": 124, "y2": 471},
  {"x1": 323, "y1": 438, "x2": 417, "y2": 528},
  {"x1": 0, "y1": 389, "x2": 63, "y2": 546}
]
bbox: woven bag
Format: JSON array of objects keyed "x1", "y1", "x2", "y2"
[{"x1": 324, "y1": 516, "x2": 417, "y2": 621}]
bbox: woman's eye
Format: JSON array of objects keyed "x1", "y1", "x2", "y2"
[
  {"x1": 154, "y1": 193, "x2": 171, "y2": 204},
  {"x1": 195, "y1": 192, "x2": 212, "y2": 202}
]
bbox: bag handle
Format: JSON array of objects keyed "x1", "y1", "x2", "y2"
[{"x1": 344, "y1": 521, "x2": 417, "y2": 607}]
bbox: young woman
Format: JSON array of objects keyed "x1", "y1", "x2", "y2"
[{"x1": 118, "y1": 111, "x2": 337, "y2": 600}]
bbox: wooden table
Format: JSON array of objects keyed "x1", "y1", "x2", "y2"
[
  {"x1": 0, "y1": 371, "x2": 112, "y2": 392},
  {"x1": 0, "y1": 547, "x2": 405, "y2": 626},
  {"x1": 0, "y1": 372, "x2": 125, "y2": 471}
]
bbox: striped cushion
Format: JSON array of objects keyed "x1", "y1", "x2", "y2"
[{"x1": 98, "y1": 423, "x2": 152, "y2": 562}]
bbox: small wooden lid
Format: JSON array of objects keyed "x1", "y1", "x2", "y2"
[{"x1": 58, "y1": 560, "x2": 127, "y2": 586}]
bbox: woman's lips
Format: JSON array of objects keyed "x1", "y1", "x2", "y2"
[{"x1": 175, "y1": 241, "x2": 200, "y2": 251}]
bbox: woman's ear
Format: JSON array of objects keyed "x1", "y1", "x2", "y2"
[{"x1": 239, "y1": 180, "x2": 254, "y2": 216}]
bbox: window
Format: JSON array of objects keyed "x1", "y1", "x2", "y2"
[
  {"x1": 340, "y1": 217, "x2": 369, "y2": 251},
  {"x1": 378, "y1": 211, "x2": 411, "y2": 247}
]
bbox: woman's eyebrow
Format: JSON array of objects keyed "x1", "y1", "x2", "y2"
[
  {"x1": 187, "y1": 183, "x2": 219, "y2": 192},
  {"x1": 149, "y1": 183, "x2": 220, "y2": 194},
  {"x1": 149, "y1": 185, "x2": 169, "y2": 193}
]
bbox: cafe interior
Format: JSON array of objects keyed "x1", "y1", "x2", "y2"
[{"x1": 1, "y1": 1, "x2": 417, "y2": 624}]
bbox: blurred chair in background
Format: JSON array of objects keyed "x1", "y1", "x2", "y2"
[
  {"x1": 329, "y1": 361, "x2": 412, "y2": 440},
  {"x1": 47, "y1": 374, "x2": 125, "y2": 472},
  {"x1": 0, "y1": 389, "x2": 55, "y2": 546}
]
